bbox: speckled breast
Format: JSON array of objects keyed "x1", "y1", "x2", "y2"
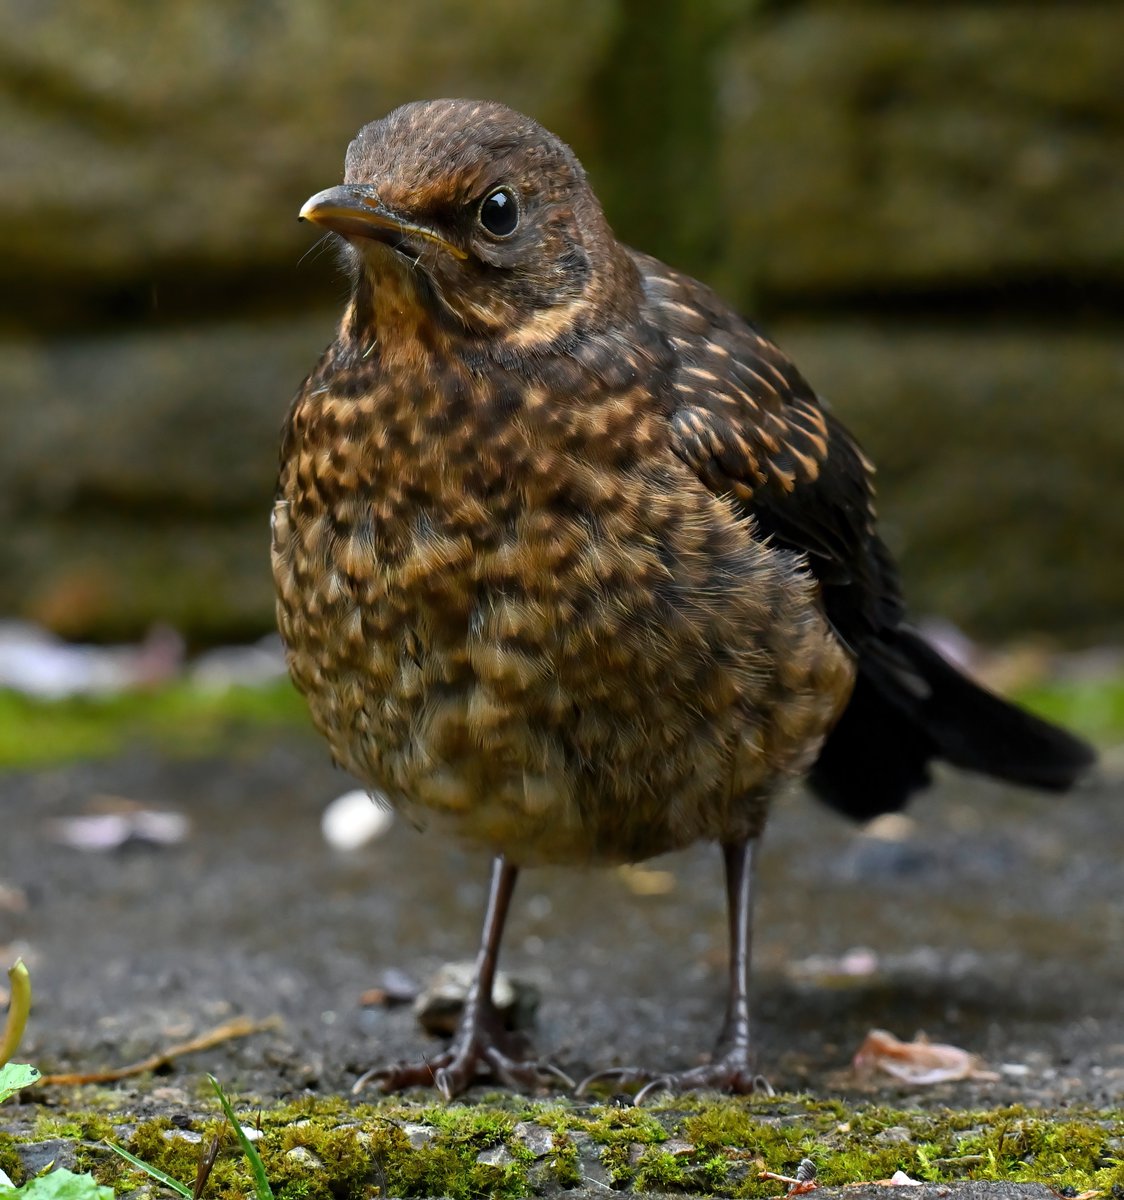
[{"x1": 272, "y1": 354, "x2": 853, "y2": 867}]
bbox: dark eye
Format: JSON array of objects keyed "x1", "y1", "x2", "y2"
[{"x1": 478, "y1": 187, "x2": 519, "y2": 237}]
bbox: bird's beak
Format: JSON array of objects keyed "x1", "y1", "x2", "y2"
[{"x1": 298, "y1": 185, "x2": 467, "y2": 260}]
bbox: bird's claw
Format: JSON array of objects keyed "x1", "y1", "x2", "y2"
[{"x1": 353, "y1": 1036, "x2": 573, "y2": 1099}]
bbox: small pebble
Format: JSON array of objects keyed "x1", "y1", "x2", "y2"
[
  {"x1": 404, "y1": 1123, "x2": 437, "y2": 1150},
  {"x1": 321, "y1": 789, "x2": 394, "y2": 850},
  {"x1": 360, "y1": 967, "x2": 420, "y2": 1008},
  {"x1": 414, "y1": 961, "x2": 538, "y2": 1036},
  {"x1": 285, "y1": 1146, "x2": 323, "y2": 1169}
]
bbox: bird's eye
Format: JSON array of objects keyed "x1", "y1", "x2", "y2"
[{"x1": 478, "y1": 187, "x2": 519, "y2": 237}]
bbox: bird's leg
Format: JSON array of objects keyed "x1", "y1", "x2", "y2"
[
  {"x1": 580, "y1": 838, "x2": 765, "y2": 1102},
  {"x1": 357, "y1": 854, "x2": 573, "y2": 1099},
  {"x1": 433, "y1": 854, "x2": 524, "y2": 1096},
  {"x1": 713, "y1": 838, "x2": 755, "y2": 1054}
]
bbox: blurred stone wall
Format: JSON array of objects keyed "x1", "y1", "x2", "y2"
[{"x1": 2, "y1": 0, "x2": 1121, "y2": 644}]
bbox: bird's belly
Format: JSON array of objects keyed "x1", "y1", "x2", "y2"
[{"x1": 271, "y1": 494, "x2": 853, "y2": 866}]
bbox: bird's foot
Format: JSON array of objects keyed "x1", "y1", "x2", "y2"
[
  {"x1": 353, "y1": 1027, "x2": 574, "y2": 1100},
  {"x1": 579, "y1": 1051, "x2": 771, "y2": 1104}
]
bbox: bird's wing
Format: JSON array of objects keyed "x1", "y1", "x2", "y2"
[{"x1": 636, "y1": 254, "x2": 903, "y2": 647}]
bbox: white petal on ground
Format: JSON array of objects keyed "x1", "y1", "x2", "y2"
[
  {"x1": 0, "y1": 621, "x2": 183, "y2": 699},
  {"x1": 51, "y1": 808, "x2": 191, "y2": 851},
  {"x1": 188, "y1": 634, "x2": 289, "y2": 690}
]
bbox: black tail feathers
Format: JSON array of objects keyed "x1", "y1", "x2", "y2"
[{"x1": 808, "y1": 626, "x2": 1097, "y2": 822}]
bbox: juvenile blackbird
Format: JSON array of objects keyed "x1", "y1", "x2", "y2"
[{"x1": 274, "y1": 99, "x2": 1095, "y2": 1099}]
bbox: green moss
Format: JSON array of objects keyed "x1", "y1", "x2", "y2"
[
  {"x1": 0, "y1": 679, "x2": 311, "y2": 768},
  {"x1": 633, "y1": 1145, "x2": 689, "y2": 1190},
  {"x1": 6, "y1": 1091, "x2": 1124, "y2": 1199},
  {"x1": 541, "y1": 1099, "x2": 670, "y2": 1185},
  {"x1": 0, "y1": 1133, "x2": 25, "y2": 1188},
  {"x1": 683, "y1": 1097, "x2": 777, "y2": 1150},
  {"x1": 544, "y1": 1130, "x2": 583, "y2": 1188},
  {"x1": 269, "y1": 1122, "x2": 378, "y2": 1199},
  {"x1": 414, "y1": 1101, "x2": 521, "y2": 1142},
  {"x1": 29, "y1": 1111, "x2": 116, "y2": 1143}
]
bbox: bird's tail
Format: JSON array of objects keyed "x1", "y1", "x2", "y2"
[{"x1": 807, "y1": 626, "x2": 1097, "y2": 821}]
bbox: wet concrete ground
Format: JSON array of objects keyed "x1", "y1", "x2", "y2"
[{"x1": 1, "y1": 732, "x2": 1122, "y2": 1108}]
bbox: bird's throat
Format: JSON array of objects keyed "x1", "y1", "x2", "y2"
[{"x1": 343, "y1": 247, "x2": 445, "y2": 370}]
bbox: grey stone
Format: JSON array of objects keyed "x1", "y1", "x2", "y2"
[
  {"x1": 13, "y1": 1139, "x2": 82, "y2": 1176},
  {"x1": 475, "y1": 1144, "x2": 515, "y2": 1167},
  {"x1": 816, "y1": 1188, "x2": 1058, "y2": 1200},
  {"x1": 512, "y1": 1120, "x2": 555, "y2": 1158},
  {"x1": 569, "y1": 1131, "x2": 614, "y2": 1189},
  {"x1": 0, "y1": 316, "x2": 326, "y2": 515},
  {"x1": 0, "y1": 312, "x2": 328, "y2": 640},
  {"x1": 161, "y1": 1128, "x2": 203, "y2": 1144},
  {"x1": 629, "y1": 1137, "x2": 696, "y2": 1164},
  {"x1": 874, "y1": 1125, "x2": 914, "y2": 1145}
]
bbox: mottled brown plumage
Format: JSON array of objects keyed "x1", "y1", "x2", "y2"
[{"x1": 274, "y1": 99, "x2": 1094, "y2": 1098}]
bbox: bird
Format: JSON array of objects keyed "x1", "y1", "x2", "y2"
[{"x1": 273, "y1": 98, "x2": 1096, "y2": 1100}]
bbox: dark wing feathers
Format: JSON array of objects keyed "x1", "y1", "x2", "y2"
[
  {"x1": 639, "y1": 254, "x2": 902, "y2": 649},
  {"x1": 637, "y1": 252, "x2": 1095, "y2": 814}
]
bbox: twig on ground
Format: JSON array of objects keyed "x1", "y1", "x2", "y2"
[{"x1": 39, "y1": 1015, "x2": 280, "y2": 1085}]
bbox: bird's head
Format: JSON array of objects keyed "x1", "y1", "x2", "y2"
[{"x1": 299, "y1": 99, "x2": 638, "y2": 348}]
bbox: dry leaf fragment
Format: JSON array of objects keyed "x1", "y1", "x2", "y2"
[{"x1": 853, "y1": 1028, "x2": 999, "y2": 1084}]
